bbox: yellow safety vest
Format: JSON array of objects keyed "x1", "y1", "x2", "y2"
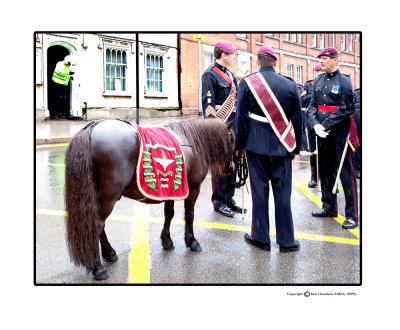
[{"x1": 52, "y1": 61, "x2": 71, "y2": 85}]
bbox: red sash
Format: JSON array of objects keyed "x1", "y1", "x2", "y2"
[
  {"x1": 131, "y1": 124, "x2": 189, "y2": 201},
  {"x1": 244, "y1": 73, "x2": 296, "y2": 152},
  {"x1": 318, "y1": 105, "x2": 337, "y2": 113},
  {"x1": 211, "y1": 66, "x2": 232, "y2": 86},
  {"x1": 205, "y1": 66, "x2": 236, "y2": 122}
]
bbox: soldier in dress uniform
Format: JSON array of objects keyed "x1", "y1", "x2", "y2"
[
  {"x1": 235, "y1": 46, "x2": 303, "y2": 252},
  {"x1": 301, "y1": 63, "x2": 324, "y2": 188},
  {"x1": 201, "y1": 40, "x2": 245, "y2": 218},
  {"x1": 352, "y1": 88, "x2": 361, "y2": 179},
  {"x1": 308, "y1": 47, "x2": 359, "y2": 229}
]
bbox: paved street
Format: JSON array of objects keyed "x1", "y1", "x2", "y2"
[{"x1": 35, "y1": 137, "x2": 360, "y2": 284}]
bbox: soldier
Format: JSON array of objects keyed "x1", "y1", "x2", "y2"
[
  {"x1": 235, "y1": 46, "x2": 303, "y2": 252},
  {"x1": 308, "y1": 47, "x2": 359, "y2": 229},
  {"x1": 301, "y1": 63, "x2": 324, "y2": 188},
  {"x1": 353, "y1": 88, "x2": 361, "y2": 179},
  {"x1": 201, "y1": 40, "x2": 245, "y2": 218}
]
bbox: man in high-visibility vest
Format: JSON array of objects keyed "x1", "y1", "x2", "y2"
[
  {"x1": 52, "y1": 55, "x2": 74, "y2": 85},
  {"x1": 51, "y1": 55, "x2": 74, "y2": 117}
]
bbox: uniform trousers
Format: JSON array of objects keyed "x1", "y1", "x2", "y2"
[
  {"x1": 318, "y1": 136, "x2": 358, "y2": 220},
  {"x1": 246, "y1": 151, "x2": 296, "y2": 247},
  {"x1": 307, "y1": 127, "x2": 318, "y2": 182}
]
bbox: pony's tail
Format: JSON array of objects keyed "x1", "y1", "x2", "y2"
[{"x1": 64, "y1": 129, "x2": 100, "y2": 272}]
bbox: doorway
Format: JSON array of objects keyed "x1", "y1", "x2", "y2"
[{"x1": 47, "y1": 46, "x2": 70, "y2": 118}]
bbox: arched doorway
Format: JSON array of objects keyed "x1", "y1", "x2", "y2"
[{"x1": 47, "y1": 45, "x2": 71, "y2": 118}]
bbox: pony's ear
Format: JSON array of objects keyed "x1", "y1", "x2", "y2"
[{"x1": 226, "y1": 120, "x2": 235, "y2": 131}]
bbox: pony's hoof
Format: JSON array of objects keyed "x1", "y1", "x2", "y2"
[
  {"x1": 162, "y1": 241, "x2": 175, "y2": 251},
  {"x1": 92, "y1": 266, "x2": 109, "y2": 281},
  {"x1": 189, "y1": 241, "x2": 202, "y2": 252},
  {"x1": 103, "y1": 252, "x2": 118, "y2": 263}
]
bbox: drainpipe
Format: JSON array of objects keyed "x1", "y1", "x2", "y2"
[{"x1": 177, "y1": 34, "x2": 183, "y2": 116}]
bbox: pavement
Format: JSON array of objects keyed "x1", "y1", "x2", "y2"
[{"x1": 35, "y1": 115, "x2": 200, "y2": 145}]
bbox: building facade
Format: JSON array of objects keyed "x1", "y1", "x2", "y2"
[
  {"x1": 35, "y1": 33, "x2": 360, "y2": 120},
  {"x1": 179, "y1": 33, "x2": 360, "y2": 114},
  {"x1": 35, "y1": 33, "x2": 180, "y2": 120}
]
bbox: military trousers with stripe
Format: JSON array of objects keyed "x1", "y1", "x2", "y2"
[{"x1": 317, "y1": 136, "x2": 359, "y2": 220}]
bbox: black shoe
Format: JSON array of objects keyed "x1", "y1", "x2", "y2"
[
  {"x1": 215, "y1": 205, "x2": 234, "y2": 218},
  {"x1": 308, "y1": 180, "x2": 317, "y2": 188},
  {"x1": 244, "y1": 233, "x2": 271, "y2": 251},
  {"x1": 312, "y1": 208, "x2": 338, "y2": 218},
  {"x1": 279, "y1": 240, "x2": 300, "y2": 253},
  {"x1": 228, "y1": 203, "x2": 247, "y2": 213},
  {"x1": 342, "y1": 218, "x2": 358, "y2": 229}
]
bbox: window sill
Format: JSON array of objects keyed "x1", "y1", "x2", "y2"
[
  {"x1": 144, "y1": 94, "x2": 168, "y2": 98},
  {"x1": 283, "y1": 40, "x2": 307, "y2": 48},
  {"x1": 103, "y1": 91, "x2": 132, "y2": 97}
]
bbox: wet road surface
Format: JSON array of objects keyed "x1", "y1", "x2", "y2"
[{"x1": 35, "y1": 145, "x2": 360, "y2": 284}]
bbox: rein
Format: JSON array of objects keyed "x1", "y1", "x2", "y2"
[{"x1": 235, "y1": 154, "x2": 248, "y2": 188}]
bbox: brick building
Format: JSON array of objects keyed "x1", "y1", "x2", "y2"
[{"x1": 180, "y1": 33, "x2": 360, "y2": 114}]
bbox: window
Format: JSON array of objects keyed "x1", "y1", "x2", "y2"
[
  {"x1": 313, "y1": 68, "x2": 316, "y2": 79},
  {"x1": 348, "y1": 34, "x2": 353, "y2": 52},
  {"x1": 355, "y1": 33, "x2": 359, "y2": 42},
  {"x1": 291, "y1": 34, "x2": 296, "y2": 42},
  {"x1": 237, "y1": 52, "x2": 251, "y2": 77},
  {"x1": 298, "y1": 34, "x2": 302, "y2": 44},
  {"x1": 204, "y1": 52, "x2": 213, "y2": 70},
  {"x1": 331, "y1": 34, "x2": 335, "y2": 47},
  {"x1": 312, "y1": 34, "x2": 317, "y2": 47},
  {"x1": 236, "y1": 33, "x2": 247, "y2": 40},
  {"x1": 287, "y1": 64, "x2": 293, "y2": 79},
  {"x1": 146, "y1": 52, "x2": 164, "y2": 94},
  {"x1": 320, "y1": 34, "x2": 324, "y2": 49},
  {"x1": 105, "y1": 47, "x2": 127, "y2": 91},
  {"x1": 286, "y1": 34, "x2": 290, "y2": 41},
  {"x1": 296, "y1": 66, "x2": 302, "y2": 83},
  {"x1": 341, "y1": 34, "x2": 346, "y2": 50}
]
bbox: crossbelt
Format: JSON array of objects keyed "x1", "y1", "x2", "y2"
[{"x1": 249, "y1": 112, "x2": 269, "y2": 123}]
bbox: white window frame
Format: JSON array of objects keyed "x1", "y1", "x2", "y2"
[
  {"x1": 236, "y1": 33, "x2": 247, "y2": 41},
  {"x1": 291, "y1": 34, "x2": 296, "y2": 42},
  {"x1": 312, "y1": 34, "x2": 317, "y2": 47},
  {"x1": 341, "y1": 34, "x2": 346, "y2": 51},
  {"x1": 287, "y1": 64, "x2": 293, "y2": 79},
  {"x1": 296, "y1": 66, "x2": 302, "y2": 83},
  {"x1": 298, "y1": 34, "x2": 302, "y2": 44},
  {"x1": 237, "y1": 51, "x2": 251, "y2": 77},
  {"x1": 320, "y1": 34, "x2": 324, "y2": 49},
  {"x1": 348, "y1": 34, "x2": 353, "y2": 52},
  {"x1": 104, "y1": 45, "x2": 129, "y2": 95},
  {"x1": 145, "y1": 51, "x2": 165, "y2": 96},
  {"x1": 331, "y1": 34, "x2": 335, "y2": 47}
]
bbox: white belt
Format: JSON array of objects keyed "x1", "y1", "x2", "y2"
[{"x1": 249, "y1": 113, "x2": 269, "y2": 123}]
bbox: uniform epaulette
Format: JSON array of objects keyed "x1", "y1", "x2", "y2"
[{"x1": 278, "y1": 73, "x2": 294, "y2": 81}]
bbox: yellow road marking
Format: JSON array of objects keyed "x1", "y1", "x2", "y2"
[
  {"x1": 48, "y1": 163, "x2": 65, "y2": 167},
  {"x1": 299, "y1": 183, "x2": 359, "y2": 192},
  {"x1": 36, "y1": 209, "x2": 359, "y2": 246},
  {"x1": 292, "y1": 179, "x2": 360, "y2": 238},
  {"x1": 294, "y1": 160, "x2": 310, "y2": 163},
  {"x1": 36, "y1": 143, "x2": 69, "y2": 149},
  {"x1": 128, "y1": 202, "x2": 151, "y2": 284}
]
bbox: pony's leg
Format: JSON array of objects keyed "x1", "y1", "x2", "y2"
[
  {"x1": 100, "y1": 227, "x2": 118, "y2": 262},
  {"x1": 161, "y1": 201, "x2": 175, "y2": 250},
  {"x1": 92, "y1": 192, "x2": 122, "y2": 280},
  {"x1": 92, "y1": 220, "x2": 109, "y2": 281},
  {"x1": 184, "y1": 187, "x2": 202, "y2": 252}
]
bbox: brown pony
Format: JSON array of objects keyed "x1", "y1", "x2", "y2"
[{"x1": 64, "y1": 118, "x2": 235, "y2": 280}]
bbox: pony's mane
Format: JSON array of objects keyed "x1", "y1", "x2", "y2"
[{"x1": 167, "y1": 118, "x2": 232, "y2": 170}]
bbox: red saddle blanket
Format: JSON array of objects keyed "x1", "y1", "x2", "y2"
[{"x1": 131, "y1": 123, "x2": 189, "y2": 201}]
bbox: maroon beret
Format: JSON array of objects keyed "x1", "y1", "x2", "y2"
[
  {"x1": 317, "y1": 47, "x2": 339, "y2": 58},
  {"x1": 296, "y1": 82, "x2": 303, "y2": 86},
  {"x1": 257, "y1": 46, "x2": 277, "y2": 60},
  {"x1": 215, "y1": 40, "x2": 236, "y2": 54},
  {"x1": 314, "y1": 63, "x2": 322, "y2": 71}
]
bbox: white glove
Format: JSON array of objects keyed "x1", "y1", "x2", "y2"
[{"x1": 314, "y1": 124, "x2": 329, "y2": 138}]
